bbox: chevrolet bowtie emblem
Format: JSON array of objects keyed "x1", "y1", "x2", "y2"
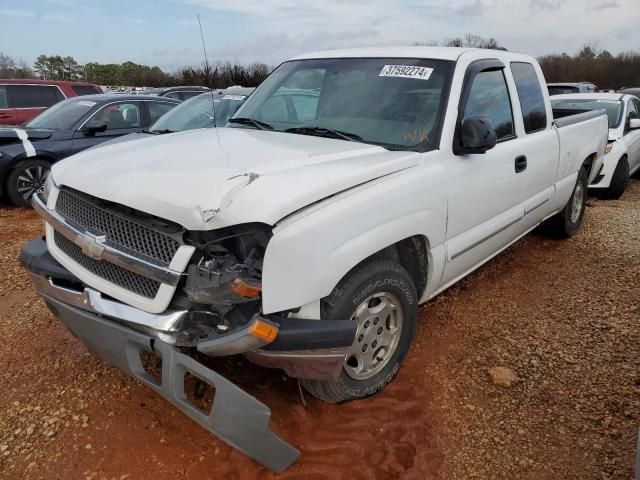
[{"x1": 77, "y1": 232, "x2": 106, "y2": 260}]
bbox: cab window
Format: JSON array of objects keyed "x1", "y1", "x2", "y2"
[
  {"x1": 511, "y1": 62, "x2": 547, "y2": 133},
  {"x1": 463, "y1": 69, "x2": 515, "y2": 140}
]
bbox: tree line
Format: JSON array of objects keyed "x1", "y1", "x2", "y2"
[
  {"x1": 539, "y1": 46, "x2": 640, "y2": 90},
  {"x1": 0, "y1": 53, "x2": 271, "y2": 88},
  {"x1": 1, "y1": 40, "x2": 640, "y2": 90}
]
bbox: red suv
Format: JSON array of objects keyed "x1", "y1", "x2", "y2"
[{"x1": 0, "y1": 79, "x2": 102, "y2": 125}]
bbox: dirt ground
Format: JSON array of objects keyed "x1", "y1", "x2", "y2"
[{"x1": 1, "y1": 180, "x2": 639, "y2": 480}]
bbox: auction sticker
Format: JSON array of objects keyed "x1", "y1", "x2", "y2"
[
  {"x1": 379, "y1": 65, "x2": 433, "y2": 80},
  {"x1": 222, "y1": 95, "x2": 246, "y2": 100}
]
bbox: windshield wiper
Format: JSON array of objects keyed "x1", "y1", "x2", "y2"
[
  {"x1": 228, "y1": 117, "x2": 273, "y2": 130},
  {"x1": 144, "y1": 128, "x2": 175, "y2": 134},
  {"x1": 285, "y1": 127, "x2": 363, "y2": 142}
]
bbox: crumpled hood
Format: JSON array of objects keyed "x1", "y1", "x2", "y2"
[{"x1": 52, "y1": 127, "x2": 420, "y2": 230}]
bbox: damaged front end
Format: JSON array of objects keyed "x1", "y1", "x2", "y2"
[
  {"x1": 169, "y1": 224, "x2": 356, "y2": 379},
  {"x1": 21, "y1": 216, "x2": 355, "y2": 472}
]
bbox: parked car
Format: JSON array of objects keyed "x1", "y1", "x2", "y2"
[
  {"x1": 144, "y1": 86, "x2": 211, "y2": 101},
  {"x1": 552, "y1": 93, "x2": 640, "y2": 199},
  {"x1": 0, "y1": 94, "x2": 179, "y2": 206},
  {"x1": 0, "y1": 79, "x2": 102, "y2": 125},
  {"x1": 617, "y1": 87, "x2": 640, "y2": 98},
  {"x1": 22, "y1": 47, "x2": 608, "y2": 472},
  {"x1": 96, "y1": 87, "x2": 255, "y2": 148},
  {"x1": 547, "y1": 82, "x2": 598, "y2": 96}
]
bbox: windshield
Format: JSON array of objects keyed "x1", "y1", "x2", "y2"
[
  {"x1": 551, "y1": 98, "x2": 623, "y2": 128},
  {"x1": 149, "y1": 93, "x2": 246, "y2": 132},
  {"x1": 548, "y1": 86, "x2": 579, "y2": 96},
  {"x1": 26, "y1": 99, "x2": 96, "y2": 129},
  {"x1": 230, "y1": 58, "x2": 453, "y2": 150}
]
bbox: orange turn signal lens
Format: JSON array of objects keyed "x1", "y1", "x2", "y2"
[
  {"x1": 232, "y1": 279, "x2": 261, "y2": 298},
  {"x1": 249, "y1": 319, "x2": 279, "y2": 343},
  {"x1": 604, "y1": 143, "x2": 613, "y2": 155}
]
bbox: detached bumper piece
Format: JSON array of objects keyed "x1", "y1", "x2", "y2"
[
  {"x1": 21, "y1": 238, "x2": 299, "y2": 473},
  {"x1": 39, "y1": 294, "x2": 299, "y2": 473}
]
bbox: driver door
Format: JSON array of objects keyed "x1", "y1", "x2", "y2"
[
  {"x1": 442, "y1": 64, "x2": 525, "y2": 286},
  {"x1": 71, "y1": 102, "x2": 143, "y2": 154}
]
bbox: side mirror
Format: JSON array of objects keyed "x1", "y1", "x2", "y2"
[
  {"x1": 629, "y1": 118, "x2": 640, "y2": 130},
  {"x1": 83, "y1": 122, "x2": 107, "y2": 136},
  {"x1": 458, "y1": 115, "x2": 497, "y2": 154}
]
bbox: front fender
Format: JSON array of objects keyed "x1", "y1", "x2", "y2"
[{"x1": 260, "y1": 168, "x2": 446, "y2": 314}]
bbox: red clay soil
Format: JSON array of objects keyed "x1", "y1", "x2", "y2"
[{"x1": 1, "y1": 179, "x2": 639, "y2": 479}]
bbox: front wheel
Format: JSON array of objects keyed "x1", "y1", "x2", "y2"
[
  {"x1": 547, "y1": 166, "x2": 588, "y2": 238},
  {"x1": 300, "y1": 259, "x2": 418, "y2": 404},
  {"x1": 6, "y1": 159, "x2": 51, "y2": 207}
]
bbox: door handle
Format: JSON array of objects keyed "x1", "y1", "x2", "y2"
[{"x1": 515, "y1": 155, "x2": 527, "y2": 173}]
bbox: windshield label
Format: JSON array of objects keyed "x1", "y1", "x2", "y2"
[
  {"x1": 379, "y1": 65, "x2": 433, "y2": 80},
  {"x1": 596, "y1": 100, "x2": 620, "y2": 104},
  {"x1": 222, "y1": 95, "x2": 245, "y2": 100},
  {"x1": 78, "y1": 101, "x2": 97, "y2": 107}
]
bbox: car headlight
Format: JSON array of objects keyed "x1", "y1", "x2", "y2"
[
  {"x1": 42, "y1": 174, "x2": 55, "y2": 204},
  {"x1": 604, "y1": 142, "x2": 614, "y2": 155}
]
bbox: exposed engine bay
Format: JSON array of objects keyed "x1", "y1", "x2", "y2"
[{"x1": 174, "y1": 223, "x2": 273, "y2": 347}]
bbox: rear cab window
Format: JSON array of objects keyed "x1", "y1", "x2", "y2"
[
  {"x1": 72, "y1": 85, "x2": 102, "y2": 96},
  {"x1": 511, "y1": 62, "x2": 548, "y2": 133},
  {"x1": 10, "y1": 85, "x2": 63, "y2": 108}
]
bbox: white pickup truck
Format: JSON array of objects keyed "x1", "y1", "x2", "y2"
[{"x1": 21, "y1": 47, "x2": 608, "y2": 472}]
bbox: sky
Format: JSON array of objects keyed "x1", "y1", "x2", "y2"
[{"x1": 0, "y1": 0, "x2": 639, "y2": 71}]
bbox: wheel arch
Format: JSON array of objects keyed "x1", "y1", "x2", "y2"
[{"x1": 261, "y1": 211, "x2": 440, "y2": 315}]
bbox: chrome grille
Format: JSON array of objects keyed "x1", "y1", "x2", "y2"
[
  {"x1": 54, "y1": 231, "x2": 160, "y2": 299},
  {"x1": 55, "y1": 189, "x2": 180, "y2": 265}
]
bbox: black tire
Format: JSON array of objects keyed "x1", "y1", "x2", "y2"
[
  {"x1": 6, "y1": 159, "x2": 51, "y2": 207},
  {"x1": 300, "y1": 259, "x2": 418, "y2": 404},
  {"x1": 547, "y1": 166, "x2": 588, "y2": 238},
  {"x1": 598, "y1": 156, "x2": 629, "y2": 200}
]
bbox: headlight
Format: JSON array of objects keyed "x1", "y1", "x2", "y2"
[
  {"x1": 604, "y1": 142, "x2": 614, "y2": 155},
  {"x1": 42, "y1": 173, "x2": 55, "y2": 204},
  {"x1": 183, "y1": 224, "x2": 271, "y2": 310}
]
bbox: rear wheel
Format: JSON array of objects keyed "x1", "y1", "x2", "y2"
[
  {"x1": 6, "y1": 159, "x2": 51, "y2": 207},
  {"x1": 598, "y1": 156, "x2": 629, "y2": 200},
  {"x1": 300, "y1": 259, "x2": 418, "y2": 404},
  {"x1": 547, "y1": 166, "x2": 588, "y2": 238}
]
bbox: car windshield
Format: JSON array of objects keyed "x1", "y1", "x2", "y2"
[
  {"x1": 230, "y1": 58, "x2": 453, "y2": 150},
  {"x1": 548, "y1": 86, "x2": 579, "y2": 96},
  {"x1": 25, "y1": 99, "x2": 97, "y2": 130},
  {"x1": 551, "y1": 98, "x2": 623, "y2": 128},
  {"x1": 149, "y1": 93, "x2": 247, "y2": 132}
]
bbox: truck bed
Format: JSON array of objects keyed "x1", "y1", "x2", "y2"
[{"x1": 552, "y1": 107, "x2": 607, "y2": 128}]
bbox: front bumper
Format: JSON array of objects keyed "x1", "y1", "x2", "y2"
[
  {"x1": 20, "y1": 237, "x2": 356, "y2": 472},
  {"x1": 41, "y1": 293, "x2": 299, "y2": 472}
]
